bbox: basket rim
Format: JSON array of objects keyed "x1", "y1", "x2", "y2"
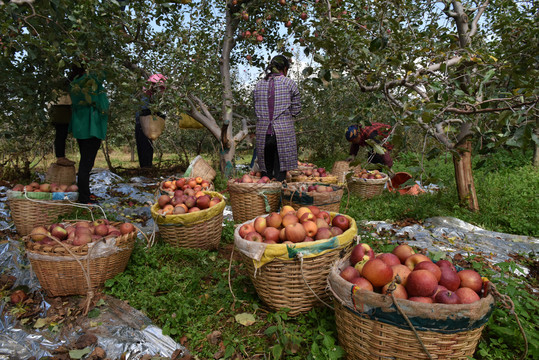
[{"x1": 347, "y1": 173, "x2": 389, "y2": 184}]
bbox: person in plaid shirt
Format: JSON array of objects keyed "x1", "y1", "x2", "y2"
[
  {"x1": 254, "y1": 55, "x2": 301, "y2": 181},
  {"x1": 346, "y1": 123, "x2": 394, "y2": 167}
]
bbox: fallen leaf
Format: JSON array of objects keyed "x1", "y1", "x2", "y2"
[
  {"x1": 235, "y1": 313, "x2": 255, "y2": 326},
  {"x1": 69, "y1": 348, "x2": 91, "y2": 359},
  {"x1": 34, "y1": 317, "x2": 49, "y2": 329}
]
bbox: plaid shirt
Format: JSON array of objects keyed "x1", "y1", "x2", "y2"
[
  {"x1": 350, "y1": 122, "x2": 393, "y2": 155},
  {"x1": 254, "y1": 74, "x2": 301, "y2": 172}
]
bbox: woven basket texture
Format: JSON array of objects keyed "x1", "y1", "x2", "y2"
[
  {"x1": 46, "y1": 163, "x2": 76, "y2": 185},
  {"x1": 281, "y1": 183, "x2": 343, "y2": 213},
  {"x1": 331, "y1": 161, "x2": 350, "y2": 185},
  {"x1": 347, "y1": 173, "x2": 388, "y2": 199},
  {"x1": 240, "y1": 246, "x2": 350, "y2": 316},
  {"x1": 24, "y1": 224, "x2": 137, "y2": 297},
  {"x1": 228, "y1": 181, "x2": 281, "y2": 223},
  {"x1": 191, "y1": 157, "x2": 216, "y2": 182},
  {"x1": 8, "y1": 198, "x2": 75, "y2": 236},
  {"x1": 334, "y1": 301, "x2": 485, "y2": 360},
  {"x1": 329, "y1": 256, "x2": 493, "y2": 360},
  {"x1": 158, "y1": 211, "x2": 224, "y2": 250}
]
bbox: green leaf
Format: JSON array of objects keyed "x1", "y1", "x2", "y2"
[
  {"x1": 34, "y1": 318, "x2": 49, "y2": 329},
  {"x1": 272, "y1": 344, "x2": 283, "y2": 359},
  {"x1": 302, "y1": 66, "x2": 313, "y2": 77},
  {"x1": 69, "y1": 348, "x2": 92, "y2": 359},
  {"x1": 235, "y1": 312, "x2": 255, "y2": 326},
  {"x1": 87, "y1": 308, "x2": 100, "y2": 318}
]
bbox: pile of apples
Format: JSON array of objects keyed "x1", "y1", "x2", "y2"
[
  {"x1": 353, "y1": 169, "x2": 386, "y2": 180},
  {"x1": 12, "y1": 182, "x2": 78, "y2": 193},
  {"x1": 29, "y1": 220, "x2": 135, "y2": 247},
  {"x1": 156, "y1": 190, "x2": 222, "y2": 215},
  {"x1": 161, "y1": 177, "x2": 212, "y2": 193},
  {"x1": 340, "y1": 243, "x2": 487, "y2": 304},
  {"x1": 293, "y1": 166, "x2": 329, "y2": 178},
  {"x1": 233, "y1": 174, "x2": 271, "y2": 184},
  {"x1": 239, "y1": 205, "x2": 351, "y2": 244},
  {"x1": 305, "y1": 184, "x2": 335, "y2": 193}
]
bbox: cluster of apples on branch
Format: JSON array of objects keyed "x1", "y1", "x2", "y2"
[
  {"x1": 239, "y1": 205, "x2": 351, "y2": 244},
  {"x1": 340, "y1": 243, "x2": 487, "y2": 304},
  {"x1": 29, "y1": 220, "x2": 135, "y2": 247},
  {"x1": 12, "y1": 182, "x2": 78, "y2": 193}
]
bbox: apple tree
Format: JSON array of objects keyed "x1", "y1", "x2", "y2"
[{"x1": 291, "y1": 0, "x2": 538, "y2": 210}]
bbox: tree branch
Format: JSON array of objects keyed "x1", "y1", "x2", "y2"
[{"x1": 470, "y1": 0, "x2": 489, "y2": 37}]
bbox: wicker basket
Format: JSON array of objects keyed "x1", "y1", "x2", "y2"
[
  {"x1": 235, "y1": 213, "x2": 357, "y2": 316},
  {"x1": 328, "y1": 256, "x2": 495, "y2": 360},
  {"x1": 7, "y1": 191, "x2": 78, "y2": 236},
  {"x1": 24, "y1": 223, "x2": 137, "y2": 297},
  {"x1": 347, "y1": 173, "x2": 389, "y2": 199},
  {"x1": 227, "y1": 181, "x2": 281, "y2": 223},
  {"x1": 46, "y1": 163, "x2": 77, "y2": 185},
  {"x1": 151, "y1": 191, "x2": 226, "y2": 249},
  {"x1": 281, "y1": 183, "x2": 343, "y2": 213},
  {"x1": 331, "y1": 161, "x2": 351, "y2": 185},
  {"x1": 189, "y1": 156, "x2": 216, "y2": 182}
]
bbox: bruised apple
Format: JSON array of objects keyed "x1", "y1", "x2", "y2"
[{"x1": 391, "y1": 264, "x2": 411, "y2": 286}]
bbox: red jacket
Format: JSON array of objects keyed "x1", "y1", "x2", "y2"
[{"x1": 349, "y1": 123, "x2": 393, "y2": 156}]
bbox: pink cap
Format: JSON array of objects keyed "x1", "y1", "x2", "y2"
[{"x1": 147, "y1": 73, "x2": 167, "y2": 83}]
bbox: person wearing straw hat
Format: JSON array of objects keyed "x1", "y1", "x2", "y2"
[
  {"x1": 254, "y1": 55, "x2": 301, "y2": 181},
  {"x1": 69, "y1": 64, "x2": 109, "y2": 204},
  {"x1": 345, "y1": 123, "x2": 394, "y2": 167},
  {"x1": 135, "y1": 73, "x2": 167, "y2": 168}
]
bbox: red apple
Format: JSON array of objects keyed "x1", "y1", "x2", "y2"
[
  {"x1": 285, "y1": 223, "x2": 306, "y2": 243},
  {"x1": 457, "y1": 270, "x2": 482, "y2": 293},
  {"x1": 350, "y1": 243, "x2": 375, "y2": 266},
  {"x1": 350, "y1": 277, "x2": 374, "y2": 291},
  {"x1": 188, "y1": 207, "x2": 200, "y2": 213},
  {"x1": 376, "y1": 253, "x2": 401, "y2": 267},
  {"x1": 406, "y1": 270, "x2": 438, "y2": 297},
  {"x1": 196, "y1": 194, "x2": 211, "y2": 209},
  {"x1": 302, "y1": 220, "x2": 318, "y2": 238},
  {"x1": 280, "y1": 205, "x2": 295, "y2": 217},
  {"x1": 279, "y1": 227, "x2": 287, "y2": 242},
  {"x1": 266, "y1": 212, "x2": 282, "y2": 228},
  {"x1": 340, "y1": 266, "x2": 360, "y2": 283},
  {"x1": 330, "y1": 226, "x2": 344, "y2": 236},
  {"x1": 391, "y1": 244, "x2": 416, "y2": 264},
  {"x1": 296, "y1": 207, "x2": 312, "y2": 220},
  {"x1": 30, "y1": 226, "x2": 50, "y2": 241},
  {"x1": 282, "y1": 213, "x2": 299, "y2": 227},
  {"x1": 299, "y1": 212, "x2": 316, "y2": 224},
  {"x1": 431, "y1": 285, "x2": 448, "y2": 301},
  {"x1": 436, "y1": 259, "x2": 457, "y2": 272},
  {"x1": 316, "y1": 211, "x2": 331, "y2": 225},
  {"x1": 314, "y1": 227, "x2": 333, "y2": 240},
  {"x1": 391, "y1": 264, "x2": 411, "y2": 286},
  {"x1": 404, "y1": 253, "x2": 432, "y2": 271},
  {"x1": 119, "y1": 222, "x2": 135, "y2": 235},
  {"x1": 414, "y1": 261, "x2": 442, "y2": 282},
  {"x1": 303, "y1": 236, "x2": 314, "y2": 242},
  {"x1": 361, "y1": 259, "x2": 394, "y2": 287},
  {"x1": 73, "y1": 233, "x2": 92, "y2": 246},
  {"x1": 382, "y1": 283, "x2": 408, "y2": 299},
  {"x1": 455, "y1": 287, "x2": 481, "y2": 304},
  {"x1": 435, "y1": 290, "x2": 461, "y2": 304},
  {"x1": 263, "y1": 227, "x2": 280, "y2": 242},
  {"x1": 158, "y1": 194, "x2": 171, "y2": 208},
  {"x1": 241, "y1": 174, "x2": 253, "y2": 183},
  {"x1": 254, "y1": 217, "x2": 267, "y2": 234},
  {"x1": 331, "y1": 215, "x2": 350, "y2": 231},
  {"x1": 245, "y1": 231, "x2": 263, "y2": 242},
  {"x1": 439, "y1": 266, "x2": 461, "y2": 291},
  {"x1": 307, "y1": 205, "x2": 320, "y2": 216},
  {"x1": 184, "y1": 195, "x2": 196, "y2": 208},
  {"x1": 94, "y1": 224, "x2": 109, "y2": 237},
  {"x1": 10, "y1": 290, "x2": 27, "y2": 304},
  {"x1": 239, "y1": 223, "x2": 255, "y2": 238},
  {"x1": 174, "y1": 206, "x2": 187, "y2": 215}
]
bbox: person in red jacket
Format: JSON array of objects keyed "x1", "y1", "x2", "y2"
[{"x1": 346, "y1": 123, "x2": 394, "y2": 167}]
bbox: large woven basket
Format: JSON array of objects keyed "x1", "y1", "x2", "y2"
[
  {"x1": 7, "y1": 191, "x2": 78, "y2": 236},
  {"x1": 151, "y1": 191, "x2": 226, "y2": 249},
  {"x1": 328, "y1": 256, "x2": 495, "y2": 360},
  {"x1": 24, "y1": 223, "x2": 137, "y2": 297},
  {"x1": 281, "y1": 183, "x2": 343, "y2": 213},
  {"x1": 331, "y1": 161, "x2": 351, "y2": 185},
  {"x1": 189, "y1": 156, "x2": 216, "y2": 182},
  {"x1": 45, "y1": 163, "x2": 77, "y2": 185},
  {"x1": 227, "y1": 181, "x2": 281, "y2": 223},
  {"x1": 347, "y1": 173, "x2": 389, "y2": 199},
  {"x1": 234, "y1": 213, "x2": 357, "y2": 316}
]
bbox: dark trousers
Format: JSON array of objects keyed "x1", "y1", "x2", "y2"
[
  {"x1": 135, "y1": 122, "x2": 153, "y2": 168},
  {"x1": 54, "y1": 123, "x2": 69, "y2": 158},
  {"x1": 263, "y1": 134, "x2": 286, "y2": 181},
  {"x1": 76, "y1": 137, "x2": 102, "y2": 203}
]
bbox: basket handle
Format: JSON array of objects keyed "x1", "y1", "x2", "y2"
[{"x1": 297, "y1": 252, "x2": 334, "y2": 310}]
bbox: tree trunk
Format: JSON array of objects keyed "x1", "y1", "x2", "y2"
[
  {"x1": 533, "y1": 144, "x2": 539, "y2": 167},
  {"x1": 220, "y1": 143, "x2": 236, "y2": 179},
  {"x1": 452, "y1": 139, "x2": 479, "y2": 211},
  {"x1": 130, "y1": 144, "x2": 135, "y2": 162}
]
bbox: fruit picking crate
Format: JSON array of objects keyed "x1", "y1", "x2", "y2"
[
  {"x1": 281, "y1": 182, "x2": 344, "y2": 213},
  {"x1": 24, "y1": 221, "x2": 138, "y2": 297},
  {"x1": 328, "y1": 255, "x2": 495, "y2": 360},
  {"x1": 227, "y1": 180, "x2": 281, "y2": 223},
  {"x1": 7, "y1": 190, "x2": 78, "y2": 236},
  {"x1": 234, "y1": 213, "x2": 357, "y2": 316},
  {"x1": 347, "y1": 172, "x2": 389, "y2": 199}
]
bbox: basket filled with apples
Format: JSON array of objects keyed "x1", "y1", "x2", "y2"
[
  {"x1": 234, "y1": 205, "x2": 357, "y2": 316},
  {"x1": 159, "y1": 176, "x2": 214, "y2": 197},
  {"x1": 328, "y1": 243, "x2": 495, "y2": 360},
  {"x1": 287, "y1": 166, "x2": 338, "y2": 184},
  {"x1": 347, "y1": 168, "x2": 389, "y2": 199},
  {"x1": 227, "y1": 174, "x2": 282, "y2": 223},
  {"x1": 7, "y1": 182, "x2": 79, "y2": 236},
  {"x1": 281, "y1": 182, "x2": 344, "y2": 213},
  {"x1": 151, "y1": 191, "x2": 226, "y2": 249},
  {"x1": 24, "y1": 220, "x2": 138, "y2": 297}
]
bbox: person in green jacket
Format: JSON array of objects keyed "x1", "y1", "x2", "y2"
[{"x1": 69, "y1": 65, "x2": 109, "y2": 204}]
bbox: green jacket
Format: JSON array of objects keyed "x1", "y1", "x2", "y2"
[{"x1": 69, "y1": 73, "x2": 109, "y2": 140}]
